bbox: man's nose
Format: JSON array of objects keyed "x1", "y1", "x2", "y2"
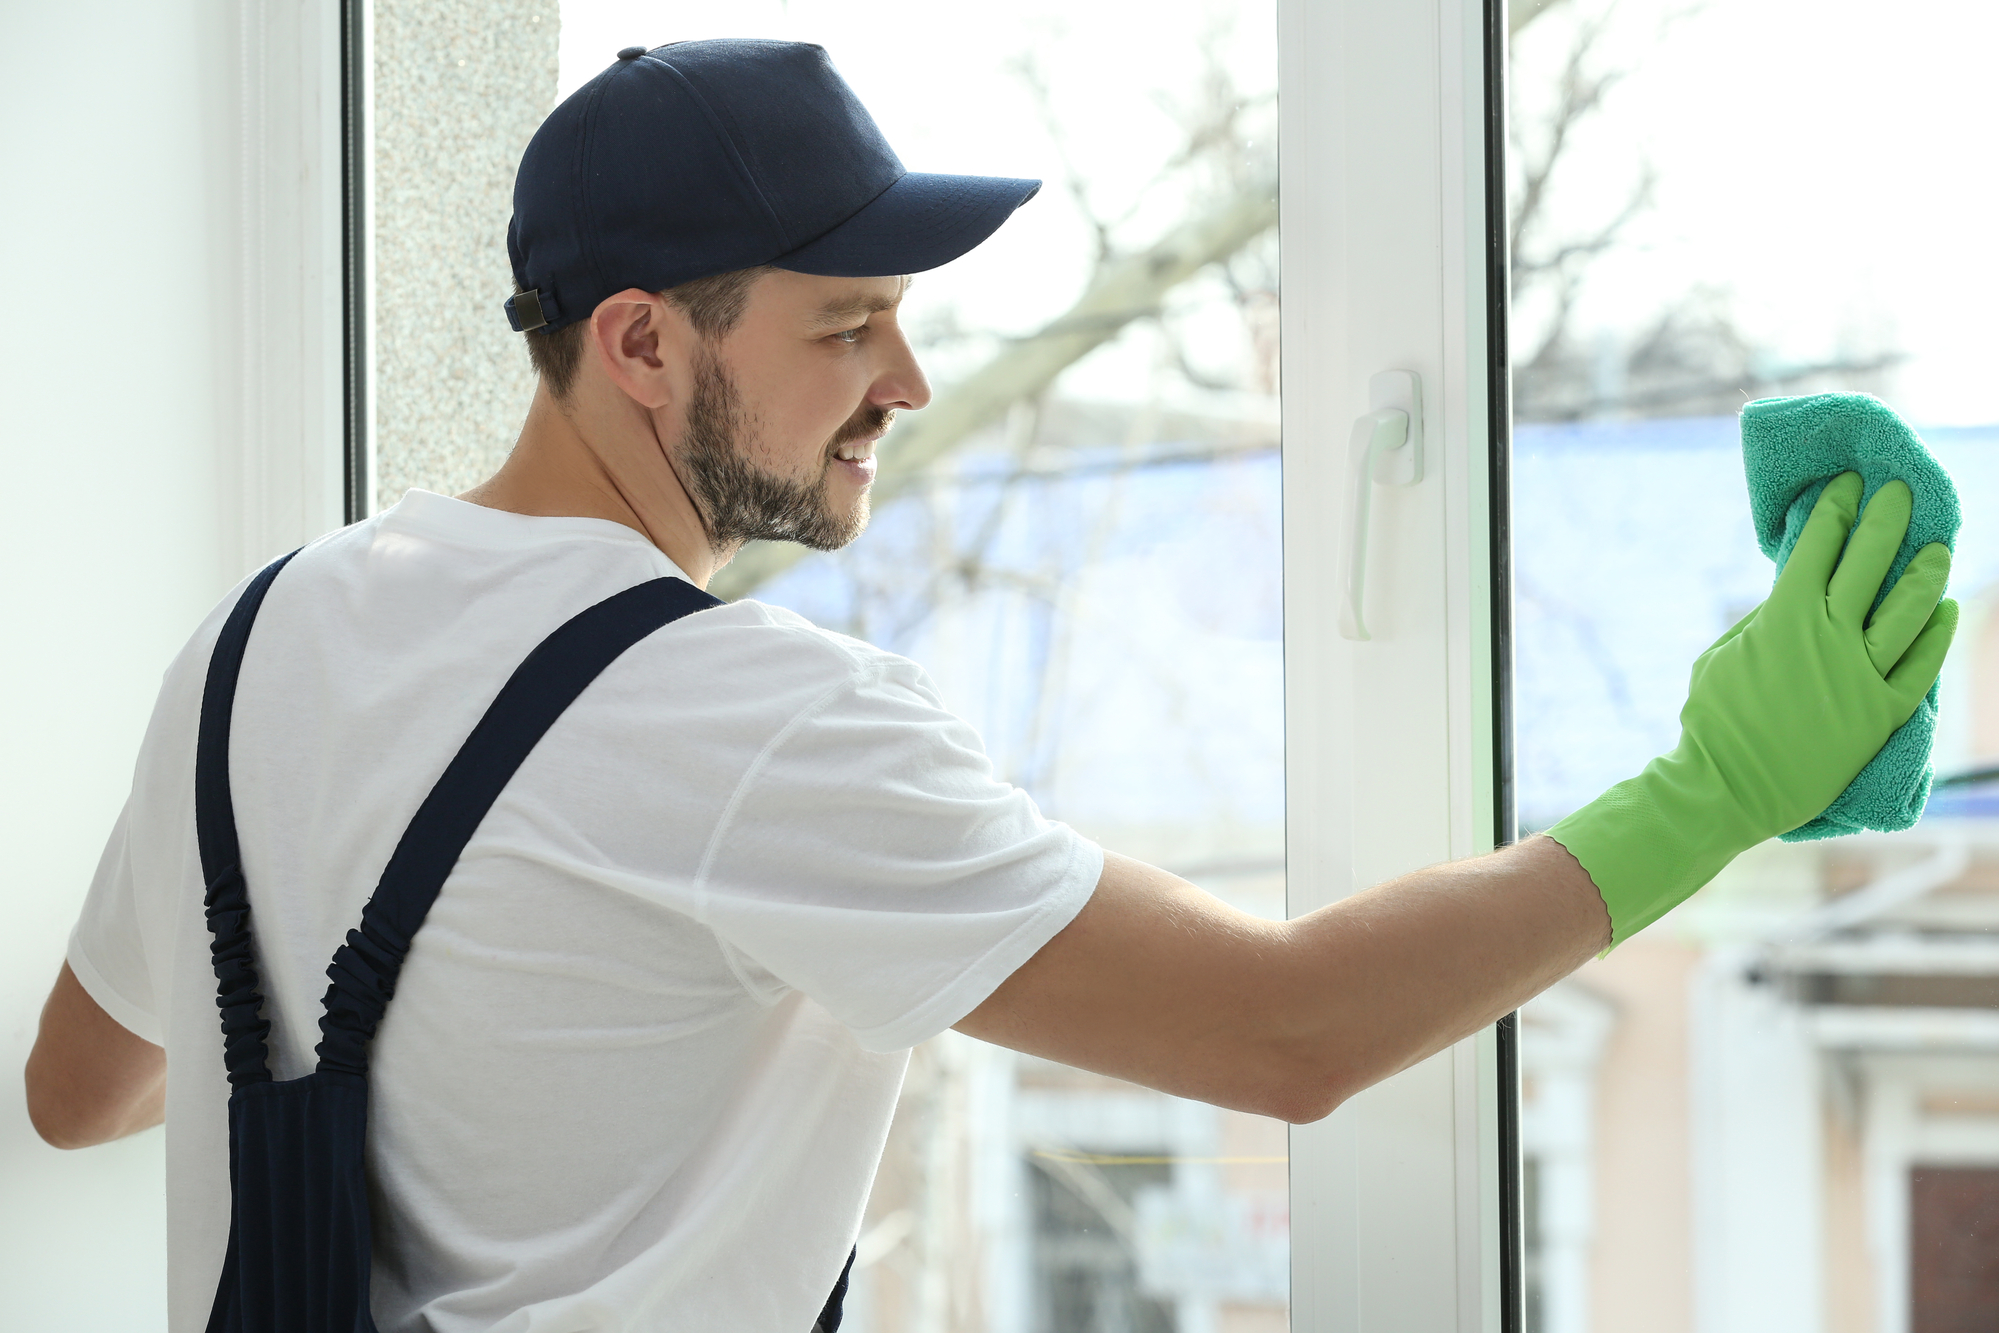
[{"x1": 869, "y1": 330, "x2": 932, "y2": 412}]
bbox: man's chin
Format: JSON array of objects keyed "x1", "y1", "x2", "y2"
[{"x1": 796, "y1": 495, "x2": 870, "y2": 552}]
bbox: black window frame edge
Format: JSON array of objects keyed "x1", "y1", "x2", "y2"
[
  {"x1": 340, "y1": 0, "x2": 369, "y2": 524},
  {"x1": 1485, "y1": 0, "x2": 1523, "y2": 1330}
]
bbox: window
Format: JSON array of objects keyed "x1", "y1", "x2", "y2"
[
  {"x1": 11, "y1": 0, "x2": 1523, "y2": 1327},
  {"x1": 1509, "y1": 3, "x2": 1999, "y2": 1331}
]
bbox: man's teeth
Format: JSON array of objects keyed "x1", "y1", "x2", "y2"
[{"x1": 835, "y1": 439, "x2": 876, "y2": 461}]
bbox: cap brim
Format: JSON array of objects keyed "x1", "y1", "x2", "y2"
[{"x1": 771, "y1": 172, "x2": 1042, "y2": 278}]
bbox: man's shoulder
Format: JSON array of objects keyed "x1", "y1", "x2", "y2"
[{"x1": 650, "y1": 594, "x2": 930, "y2": 705}]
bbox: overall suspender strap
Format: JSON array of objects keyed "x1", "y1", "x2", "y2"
[
  {"x1": 195, "y1": 565, "x2": 719, "y2": 1333},
  {"x1": 195, "y1": 564, "x2": 721, "y2": 1085},
  {"x1": 197, "y1": 552, "x2": 303, "y2": 1087},
  {"x1": 313, "y1": 575, "x2": 722, "y2": 1076}
]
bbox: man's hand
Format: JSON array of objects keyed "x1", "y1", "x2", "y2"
[
  {"x1": 1548, "y1": 472, "x2": 1956, "y2": 943},
  {"x1": 957, "y1": 839, "x2": 1608, "y2": 1124},
  {"x1": 23, "y1": 963, "x2": 165, "y2": 1149},
  {"x1": 1688, "y1": 474, "x2": 1953, "y2": 833}
]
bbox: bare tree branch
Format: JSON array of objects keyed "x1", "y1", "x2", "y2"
[
  {"x1": 1509, "y1": 11, "x2": 1633, "y2": 270},
  {"x1": 1010, "y1": 51, "x2": 1124, "y2": 271},
  {"x1": 1503, "y1": 0, "x2": 1884, "y2": 422}
]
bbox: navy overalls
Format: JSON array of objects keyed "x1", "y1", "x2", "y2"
[{"x1": 195, "y1": 553, "x2": 854, "y2": 1332}]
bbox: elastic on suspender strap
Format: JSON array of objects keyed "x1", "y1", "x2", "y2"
[{"x1": 196, "y1": 551, "x2": 303, "y2": 1087}]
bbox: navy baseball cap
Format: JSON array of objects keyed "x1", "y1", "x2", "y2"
[{"x1": 504, "y1": 39, "x2": 1042, "y2": 334}]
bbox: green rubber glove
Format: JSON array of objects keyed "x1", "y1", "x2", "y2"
[{"x1": 1546, "y1": 473, "x2": 1958, "y2": 945}]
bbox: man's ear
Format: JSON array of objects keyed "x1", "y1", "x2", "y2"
[{"x1": 588, "y1": 289, "x2": 695, "y2": 411}]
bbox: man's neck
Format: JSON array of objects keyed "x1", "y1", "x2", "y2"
[{"x1": 458, "y1": 385, "x2": 733, "y2": 587}]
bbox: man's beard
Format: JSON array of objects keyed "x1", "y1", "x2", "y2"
[{"x1": 677, "y1": 349, "x2": 889, "y2": 554}]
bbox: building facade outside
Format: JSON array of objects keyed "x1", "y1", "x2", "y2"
[{"x1": 1516, "y1": 419, "x2": 1999, "y2": 1333}]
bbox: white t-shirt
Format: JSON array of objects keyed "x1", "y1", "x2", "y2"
[{"x1": 68, "y1": 490, "x2": 1101, "y2": 1333}]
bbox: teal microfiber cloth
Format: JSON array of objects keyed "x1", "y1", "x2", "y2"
[{"x1": 1741, "y1": 393, "x2": 1960, "y2": 841}]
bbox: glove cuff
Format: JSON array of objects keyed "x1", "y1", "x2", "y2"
[{"x1": 1545, "y1": 746, "x2": 1762, "y2": 947}]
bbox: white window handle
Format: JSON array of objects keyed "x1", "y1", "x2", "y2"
[{"x1": 1338, "y1": 370, "x2": 1424, "y2": 641}]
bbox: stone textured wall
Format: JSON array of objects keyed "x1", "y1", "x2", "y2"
[{"x1": 372, "y1": 1, "x2": 558, "y2": 510}]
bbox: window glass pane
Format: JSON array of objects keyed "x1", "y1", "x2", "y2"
[
  {"x1": 1510, "y1": 4, "x2": 1999, "y2": 1330},
  {"x1": 368, "y1": 2, "x2": 1286, "y2": 1329}
]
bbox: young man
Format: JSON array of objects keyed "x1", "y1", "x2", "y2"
[{"x1": 25, "y1": 38, "x2": 1956, "y2": 1333}]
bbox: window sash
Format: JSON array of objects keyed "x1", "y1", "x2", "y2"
[{"x1": 300, "y1": 1, "x2": 1522, "y2": 1325}]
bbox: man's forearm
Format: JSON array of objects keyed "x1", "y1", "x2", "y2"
[
  {"x1": 959, "y1": 839, "x2": 1608, "y2": 1123},
  {"x1": 1268, "y1": 835, "x2": 1608, "y2": 1113}
]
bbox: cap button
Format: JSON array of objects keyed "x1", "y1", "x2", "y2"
[{"x1": 616, "y1": 46, "x2": 646, "y2": 60}]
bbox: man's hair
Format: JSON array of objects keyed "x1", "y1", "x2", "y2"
[{"x1": 520, "y1": 265, "x2": 775, "y2": 401}]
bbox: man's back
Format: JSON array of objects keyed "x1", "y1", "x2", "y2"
[{"x1": 71, "y1": 489, "x2": 1099, "y2": 1331}]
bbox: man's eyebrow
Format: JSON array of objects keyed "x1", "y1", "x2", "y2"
[{"x1": 806, "y1": 277, "x2": 914, "y2": 328}]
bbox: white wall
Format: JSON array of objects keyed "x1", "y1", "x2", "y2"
[{"x1": 0, "y1": 1, "x2": 327, "y2": 1326}]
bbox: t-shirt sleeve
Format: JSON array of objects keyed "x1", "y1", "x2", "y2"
[
  {"x1": 695, "y1": 659, "x2": 1102, "y2": 1053},
  {"x1": 66, "y1": 802, "x2": 165, "y2": 1046}
]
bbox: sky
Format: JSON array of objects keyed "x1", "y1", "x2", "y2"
[
  {"x1": 1514, "y1": 0, "x2": 1999, "y2": 425},
  {"x1": 555, "y1": 0, "x2": 1999, "y2": 425},
  {"x1": 1503, "y1": 0, "x2": 1999, "y2": 812}
]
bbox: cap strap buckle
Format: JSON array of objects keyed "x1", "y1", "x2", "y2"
[{"x1": 505, "y1": 288, "x2": 560, "y2": 333}]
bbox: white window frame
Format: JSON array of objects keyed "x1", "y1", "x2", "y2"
[
  {"x1": 252, "y1": 0, "x2": 1525, "y2": 1325},
  {"x1": 232, "y1": 0, "x2": 359, "y2": 571},
  {"x1": 1279, "y1": 1, "x2": 1515, "y2": 1329}
]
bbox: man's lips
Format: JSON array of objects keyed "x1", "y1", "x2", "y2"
[
  {"x1": 832, "y1": 432, "x2": 880, "y2": 462},
  {"x1": 830, "y1": 432, "x2": 881, "y2": 483}
]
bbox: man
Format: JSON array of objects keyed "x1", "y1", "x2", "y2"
[{"x1": 23, "y1": 37, "x2": 1955, "y2": 1333}]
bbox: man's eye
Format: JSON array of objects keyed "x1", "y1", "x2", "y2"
[{"x1": 832, "y1": 326, "x2": 865, "y2": 344}]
